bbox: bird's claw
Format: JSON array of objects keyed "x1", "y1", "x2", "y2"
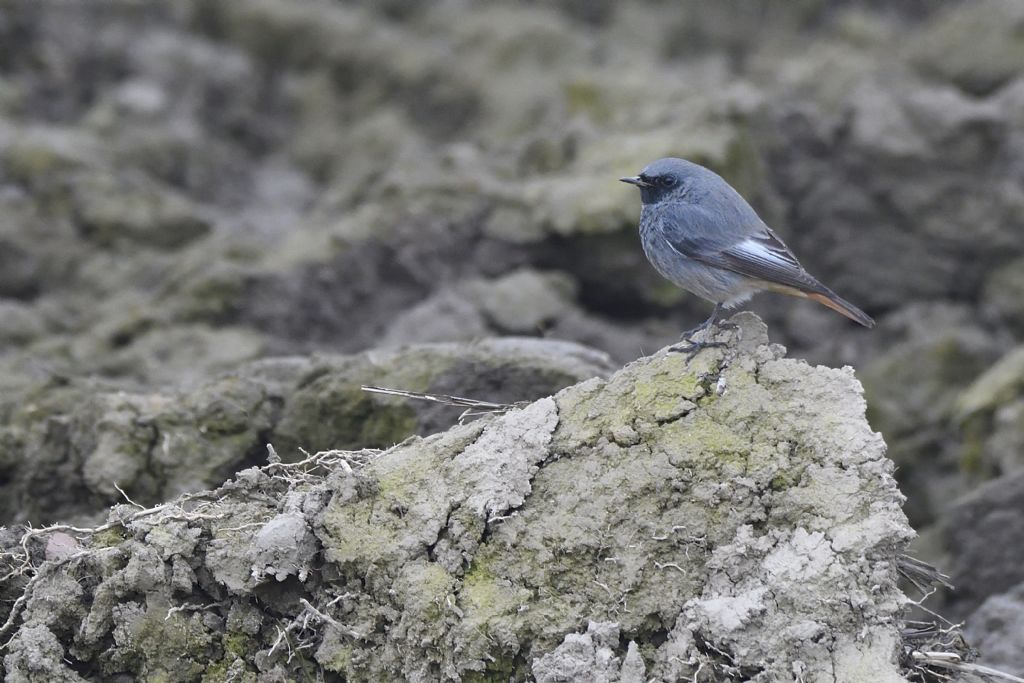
[
  {"x1": 668, "y1": 339, "x2": 728, "y2": 361},
  {"x1": 672, "y1": 304, "x2": 736, "y2": 360},
  {"x1": 679, "y1": 321, "x2": 737, "y2": 341},
  {"x1": 678, "y1": 326, "x2": 704, "y2": 341},
  {"x1": 678, "y1": 303, "x2": 737, "y2": 340}
]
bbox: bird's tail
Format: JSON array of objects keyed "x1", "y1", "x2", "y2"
[{"x1": 805, "y1": 290, "x2": 875, "y2": 328}]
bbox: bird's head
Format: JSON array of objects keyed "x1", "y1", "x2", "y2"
[{"x1": 620, "y1": 157, "x2": 715, "y2": 205}]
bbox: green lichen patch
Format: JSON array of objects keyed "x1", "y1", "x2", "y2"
[{"x1": 318, "y1": 423, "x2": 483, "y2": 567}]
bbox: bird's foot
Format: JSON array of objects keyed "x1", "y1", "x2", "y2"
[
  {"x1": 678, "y1": 303, "x2": 737, "y2": 341},
  {"x1": 678, "y1": 321, "x2": 738, "y2": 341},
  {"x1": 678, "y1": 324, "x2": 705, "y2": 341},
  {"x1": 671, "y1": 305, "x2": 737, "y2": 360},
  {"x1": 668, "y1": 338, "x2": 728, "y2": 361}
]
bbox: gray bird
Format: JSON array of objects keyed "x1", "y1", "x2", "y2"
[{"x1": 621, "y1": 158, "x2": 873, "y2": 353}]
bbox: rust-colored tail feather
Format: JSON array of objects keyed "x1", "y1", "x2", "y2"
[{"x1": 806, "y1": 291, "x2": 875, "y2": 328}]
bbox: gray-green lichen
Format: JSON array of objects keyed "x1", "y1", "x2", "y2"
[{"x1": 1, "y1": 314, "x2": 914, "y2": 682}]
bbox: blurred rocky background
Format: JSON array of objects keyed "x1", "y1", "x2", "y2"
[{"x1": 0, "y1": 0, "x2": 1022, "y2": 673}]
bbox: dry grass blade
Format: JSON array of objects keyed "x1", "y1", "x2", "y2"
[
  {"x1": 360, "y1": 385, "x2": 529, "y2": 422},
  {"x1": 911, "y1": 652, "x2": 1024, "y2": 683},
  {"x1": 899, "y1": 554, "x2": 954, "y2": 591}
]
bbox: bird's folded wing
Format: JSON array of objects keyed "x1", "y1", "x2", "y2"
[
  {"x1": 660, "y1": 203, "x2": 827, "y2": 294},
  {"x1": 711, "y1": 232, "x2": 829, "y2": 294}
]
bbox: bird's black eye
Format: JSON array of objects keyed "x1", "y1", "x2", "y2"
[{"x1": 659, "y1": 175, "x2": 677, "y2": 188}]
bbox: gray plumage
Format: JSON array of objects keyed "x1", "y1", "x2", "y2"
[{"x1": 621, "y1": 158, "x2": 874, "y2": 330}]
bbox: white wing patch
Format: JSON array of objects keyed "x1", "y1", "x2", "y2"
[
  {"x1": 730, "y1": 237, "x2": 801, "y2": 271},
  {"x1": 716, "y1": 230, "x2": 825, "y2": 293}
]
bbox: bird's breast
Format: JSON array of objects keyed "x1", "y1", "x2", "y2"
[{"x1": 638, "y1": 209, "x2": 686, "y2": 280}]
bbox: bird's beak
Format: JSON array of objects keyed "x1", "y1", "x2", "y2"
[{"x1": 619, "y1": 176, "x2": 649, "y2": 187}]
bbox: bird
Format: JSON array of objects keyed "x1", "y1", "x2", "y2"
[{"x1": 620, "y1": 157, "x2": 873, "y2": 355}]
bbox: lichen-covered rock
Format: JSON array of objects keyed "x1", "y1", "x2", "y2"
[
  {"x1": 250, "y1": 509, "x2": 318, "y2": 584},
  {"x1": 71, "y1": 171, "x2": 211, "y2": 249},
  {"x1": 949, "y1": 346, "x2": 1024, "y2": 491},
  {"x1": 957, "y1": 345, "x2": 1024, "y2": 419},
  {"x1": 0, "y1": 339, "x2": 610, "y2": 525},
  {"x1": 532, "y1": 621, "x2": 645, "y2": 683},
  {"x1": 909, "y1": 0, "x2": 1024, "y2": 96},
  {"x1": 0, "y1": 371, "x2": 286, "y2": 525},
  {"x1": 0, "y1": 315, "x2": 915, "y2": 682}
]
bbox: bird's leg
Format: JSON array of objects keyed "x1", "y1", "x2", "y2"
[
  {"x1": 669, "y1": 303, "x2": 731, "y2": 359},
  {"x1": 678, "y1": 304, "x2": 721, "y2": 340}
]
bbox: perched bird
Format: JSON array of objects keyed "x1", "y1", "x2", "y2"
[{"x1": 620, "y1": 157, "x2": 873, "y2": 354}]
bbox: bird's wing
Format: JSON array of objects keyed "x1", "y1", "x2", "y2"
[
  {"x1": 660, "y1": 203, "x2": 827, "y2": 294},
  {"x1": 714, "y1": 227, "x2": 830, "y2": 294}
]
